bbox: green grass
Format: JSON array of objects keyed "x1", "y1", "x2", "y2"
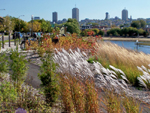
[
  {"x1": 4, "y1": 39, "x2": 19, "y2": 43},
  {"x1": 138, "y1": 42, "x2": 150, "y2": 46}
]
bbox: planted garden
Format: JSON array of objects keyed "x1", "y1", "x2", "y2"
[{"x1": 0, "y1": 30, "x2": 150, "y2": 112}]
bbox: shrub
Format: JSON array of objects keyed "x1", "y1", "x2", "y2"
[
  {"x1": 9, "y1": 48, "x2": 28, "y2": 87},
  {"x1": 0, "y1": 81, "x2": 17, "y2": 104},
  {"x1": 38, "y1": 51, "x2": 59, "y2": 106},
  {"x1": 0, "y1": 51, "x2": 9, "y2": 73}
]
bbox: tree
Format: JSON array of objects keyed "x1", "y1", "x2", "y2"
[
  {"x1": 80, "y1": 29, "x2": 90, "y2": 36},
  {"x1": 92, "y1": 23, "x2": 99, "y2": 26},
  {"x1": 131, "y1": 21, "x2": 140, "y2": 28},
  {"x1": 131, "y1": 20, "x2": 146, "y2": 29},
  {"x1": 40, "y1": 19, "x2": 49, "y2": 33},
  {"x1": 65, "y1": 18, "x2": 80, "y2": 35},
  {"x1": 92, "y1": 28, "x2": 99, "y2": 35},
  {"x1": 143, "y1": 31, "x2": 149, "y2": 37},
  {"x1": 3, "y1": 16, "x2": 15, "y2": 34},
  {"x1": 139, "y1": 20, "x2": 146, "y2": 28},
  {"x1": 28, "y1": 21, "x2": 41, "y2": 32},
  {"x1": 11, "y1": 17, "x2": 28, "y2": 32},
  {"x1": 98, "y1": 30, "x2": 104, "y2": 36}
]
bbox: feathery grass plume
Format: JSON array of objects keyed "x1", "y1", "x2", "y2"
[
  {"x1": 137, "y1": 65, "x2": 150, "y2": 89},
  {"x1": 54, "y1": 48, "x2": 130, "y2": 93}
]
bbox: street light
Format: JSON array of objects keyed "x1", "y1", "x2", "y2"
[
  {"x1": 31, "y1": 15, "x2": 34, "y2": 37},
  {"x1": 18, "y1": 15, "x2": 24, "y2": 44}
]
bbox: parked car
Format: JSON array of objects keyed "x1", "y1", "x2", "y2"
[{"x1": 13, "y1": 32, "x2": 23, "y2": 39}]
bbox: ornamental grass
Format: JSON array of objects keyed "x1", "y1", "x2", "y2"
[{"x1": 95, "y1": 41, "x2": 150, "y2": 86}]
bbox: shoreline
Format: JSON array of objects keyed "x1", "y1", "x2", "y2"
[{"x1": 102, "y1": 37, "x2": 150, "y2": 42}]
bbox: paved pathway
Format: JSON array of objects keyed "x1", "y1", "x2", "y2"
[
  {"x1": 25, "y1": 63, "x2": 41, "y2": 89},
  {"x1": 0, "y1": 42, "x2": 21, "y2": 53}
]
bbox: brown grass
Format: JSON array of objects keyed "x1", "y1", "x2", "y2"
[{"x1": 95, "y1": 42, "x2": 150, "y2": 85}]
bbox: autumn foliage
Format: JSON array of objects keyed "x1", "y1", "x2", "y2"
[{"x1": 25, "y1": 33, "x2": 99, "y2": 55}]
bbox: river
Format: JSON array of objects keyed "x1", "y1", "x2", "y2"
[{"x1": 105, "y1": 40, "x2": 150, "y2": 54}]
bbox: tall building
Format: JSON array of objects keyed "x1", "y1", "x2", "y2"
[
  {"x1": 105, "y1": 12, "x2": 109, "y2": 20},
  {"x1": 72, "y1": 7, "x2": 79, "y2": 22},
  {"x1": 122, "y1": 9, "x2": 128, "y2": 21},
  {"x1": 52, "y1": 12, "x2": 58, "y2": 23},
  {"x1": 34, "y1": 17, "x2": 40, "y2": 20}
]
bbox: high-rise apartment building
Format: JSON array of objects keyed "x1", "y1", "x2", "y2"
[
  {"x1": 105, "y1": 12, "x2": 109, "y2": 20},
  {"x1": 122, "y1": 9, "x2": 128, "y2": 21},
  {"x1": 72, "y1": 7, "x2": 79, "y2": 22},
  {"x1": 52, "y1": 12, "x2": 58, "y2": 23}
]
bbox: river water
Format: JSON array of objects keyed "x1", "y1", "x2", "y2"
[{"x1": 105, "y1": 40, "x2": 150, "y2": 55}]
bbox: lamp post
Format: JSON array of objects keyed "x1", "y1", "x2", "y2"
[
  {"x1": 31, "y1": 15, "x2": 33, "y2": 37},
  {"x1": 8, "y1": 21, "x2": 12, "y2": 47},
  {"x1": 18, "y1": 15, "x2": 24, "y2": 44}
]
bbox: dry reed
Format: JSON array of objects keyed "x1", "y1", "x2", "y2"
[{"x1": 95, "y1": 41, "x2": 150, "y2": 85}]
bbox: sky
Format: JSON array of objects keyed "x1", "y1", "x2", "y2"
[{"x1": 0, "y1": 0, "x2": 150, "y2": 22}]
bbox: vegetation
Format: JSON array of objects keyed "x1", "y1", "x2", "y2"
[
  {"x1": 93, "y1": 42, "x2": 150, "y2": 86},
  {"x1": 107, "y1": 27, "x2": 146, "y2": 37},
  {"x1": 38, "y1": 51, "x2": 59, "y2": 106},
  {"x1": 81, "y1": 28, "x2": 104, "y2": 36},
  {"x1": 9, "y1": 47, "x2": 28, "y2": 87},
  {"x1": 64, "y1": 18, "x2": 80, "y2": 35},
  {"x1": 0, "y1": 33, "x2": 150, "y2": 112},
  {"x1": 131, "y1": 20, "x2": 146, "y2": 29}
]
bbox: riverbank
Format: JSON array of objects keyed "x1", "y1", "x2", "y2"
[{"x1": 102, "y1": 37, "x2": 150, "y2": 42}]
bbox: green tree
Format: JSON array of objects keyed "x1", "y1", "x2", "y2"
[
  {"x1": 38, "y1": 51, "x2": 59, "y2": 106},
  {"x1": 131, "y1": 20, "x2": 146, "y2": 29},
  {"x1": 143, "y1": 31, "x2": 149, "y2": 37},
  {"x1": 12, "y1": 18, "x2": 28, "y2": 32},
  {"x1": 98, "y1": 30, "x2": 104, "y2": 36},
  {"x1": 92, "y1": 28, "x2": 99, "y2": 35},
  {"x1": 28, "y1": 21, "x2": 41, "y2": 32},
  {"x1": 92, "y1": 23, "x2": 99, "y2": 26},
  {"x1": 3, "y1": 16, "x2": 15, "y2": 34},
  {"x1": 131, "y1": 21, "x2": 141, "y2": 28},
  {"x1": 65, "y1": 18, "x2": 80, "y2": 35},
  {"x1": 139, "y1": 20, "x2": 146, "y2": 28}
]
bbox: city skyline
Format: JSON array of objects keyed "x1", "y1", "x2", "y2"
[{"x1": 0, "y1": 0, "x2": 150, "y2": 22}]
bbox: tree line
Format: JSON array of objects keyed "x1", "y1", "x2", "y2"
[
  {"x1": 0, "y1": 16, "x2": 149, "y2": 37},
  {"x1": 0, "y1": 16, "x2": 52, "y2": 34},
  {"x1": 107, "y1": 27, "x2": 149, "y2": 37}
]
